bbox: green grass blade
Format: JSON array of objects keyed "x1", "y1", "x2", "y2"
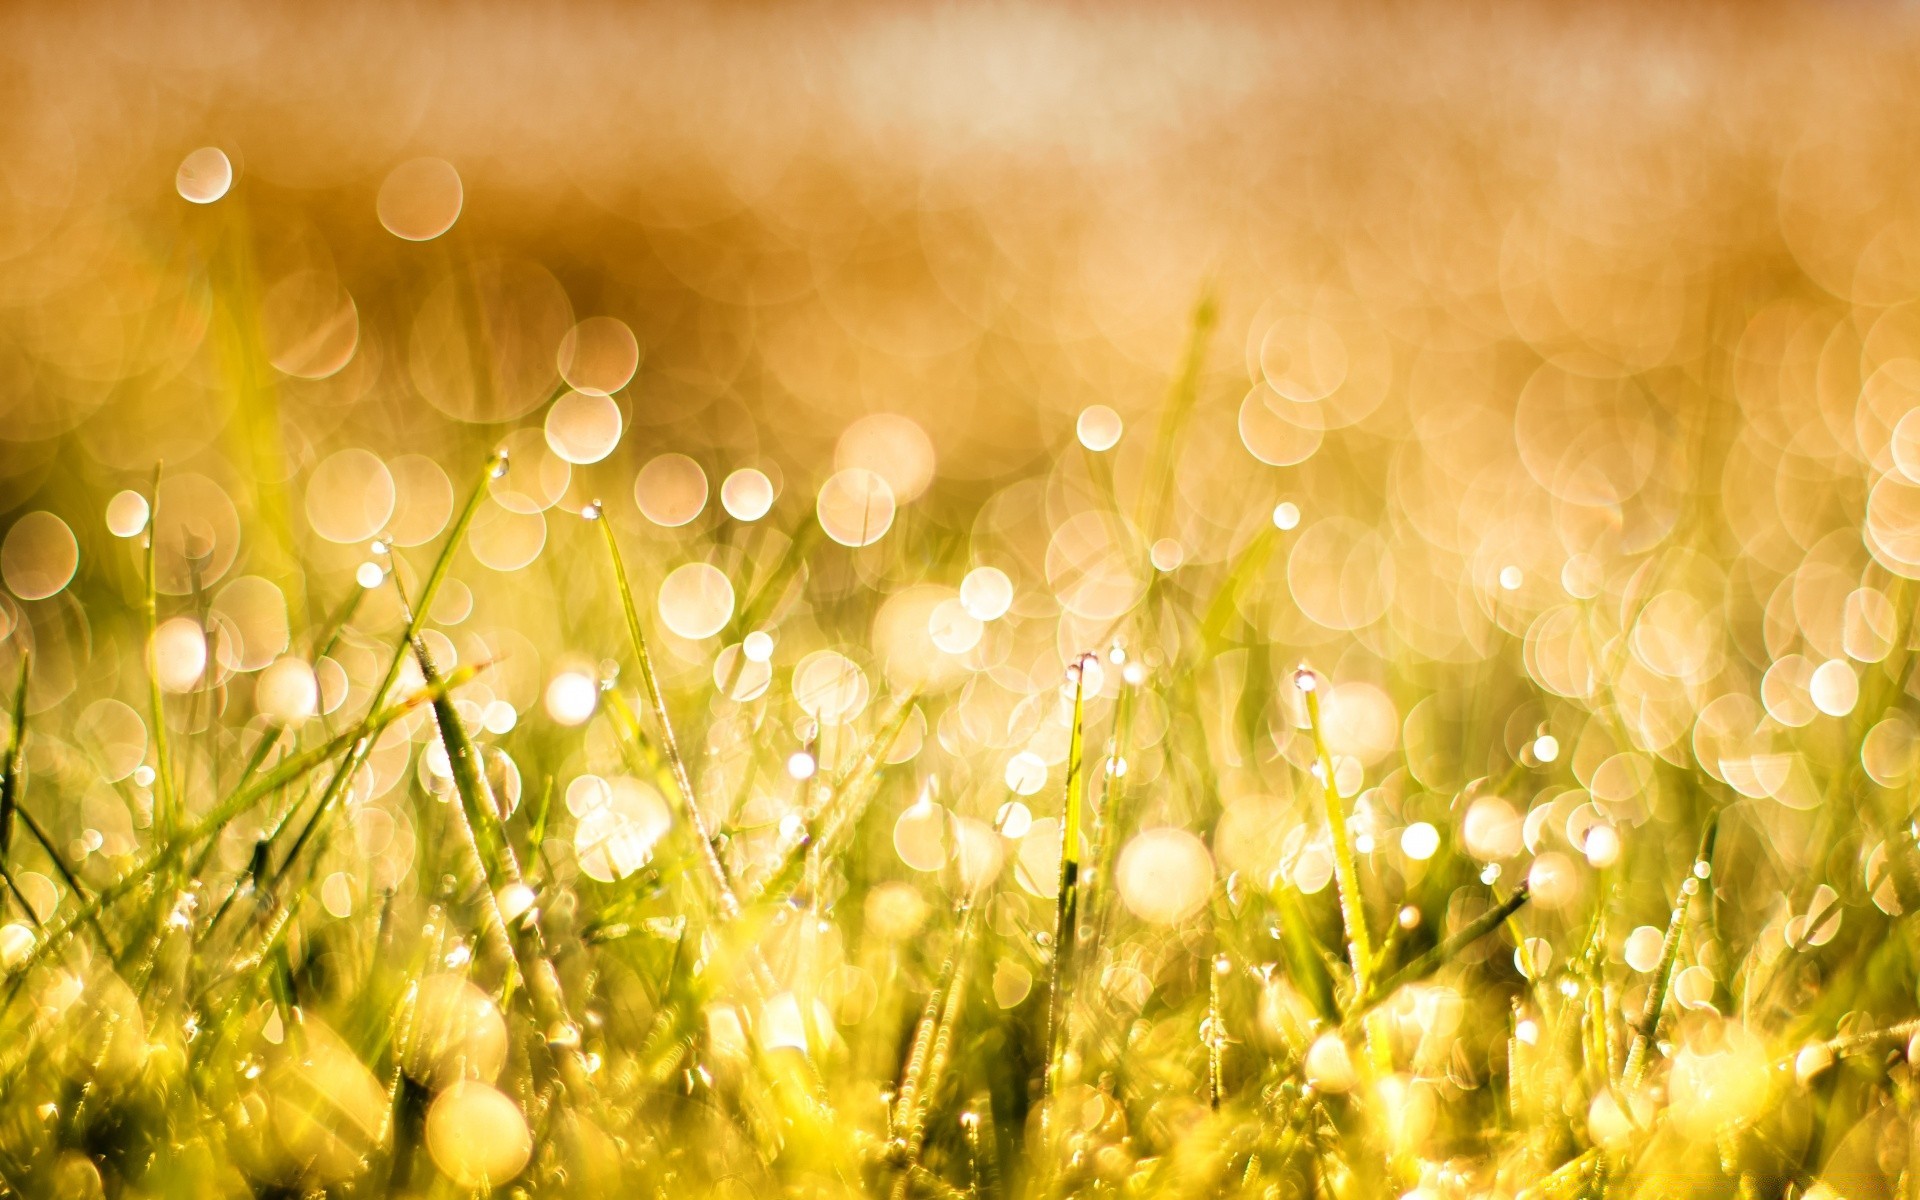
[
  {"x1": 1295, "y1": 666, "x2": 1391, "y2": 1075},
  {"x1": 1042, "y1": 655, "x2": 1090, "y2": 1101},
  {"x1": 7, "y1": 669, "x2": 467, "y2": 980},
  {"x1": 1624, "y1": 815, "x2": 1719, "y2": 1087},
  {"x1": 586, "y1": 503, "x2": 739, "y2": 919},
  {"x1": 0, "y1": 649, "x2": 27, "y2": 870},
  {"x1": 268, "y1": 450, "x2": 502, "y2": 889},
  {"x1": 143, "y1": 463, "x2": 179, "y2": 844}
]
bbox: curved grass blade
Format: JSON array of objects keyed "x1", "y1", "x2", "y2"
[
  {"x1": 1624, "y1": 815, "x2": 1720, "y2": 1087},
  {"x1": 749, "y1": 696, "x2": 917, "y2": 909},
  {"x1": 7, "y1": 669, "x2": 467, "y2": 980},
  {"x1": 890, "y1": 900, "x2": 981, "y2": 1200},
  {"x1": 1042, "y1": 655, "x2": 1091, "y2": 1101},
  {"x1": 586, "y1": 503, "x2": 740, "y2": 919},
  {"x1": 268, "y1": 449, "x2": 504, "y2": 891},
  {"x1": 1349, "y1": 885, "x2": 1531, "y2": 1027},
  {"x1": 0, "y1": 650, "x2": 26, "y2": 874},
  {"x1": 1295, "y1": 666, "x2": 1390, "y2": 1074},
  {"x1": 143, "y1": 463, "x2": 180, "y2": 844}
]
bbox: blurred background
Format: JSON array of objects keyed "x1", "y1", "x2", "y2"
[
  {"x1": 7, "y1": 1, "x2": 1920, "y2": 929},
  {"x1": 11, "y1": 2, "x2": 1920, "y2": 1185},
  {"x1": 5, "y1": 0, "x2": 1920, "y2": 935}
]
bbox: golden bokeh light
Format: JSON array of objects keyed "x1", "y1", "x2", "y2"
[{"x1": 3, "y1": 5, "x2": 1920, "y2": 1196}]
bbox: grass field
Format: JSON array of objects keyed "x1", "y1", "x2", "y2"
[{"x1": 3, "y1": 3, "x2": 1920, "y2": 1197}]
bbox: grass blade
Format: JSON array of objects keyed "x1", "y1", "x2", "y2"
[
  {"x1": 142, "y1": 463, "x2": 179, "y2": 844},
  {"x1": 891, "y1": 900, "x2": 981, "y2": 1200},
  {"x1": 586, "y1": 503, "x2": 740, "y2": 919},
  {"x1": 0, "y1": 649, "x2": 26, "y2": 872},
  {"x1": 1042, "y1": 654, "x2": 1091, "y2": 1101},
  {"x1": 7, "y1": 668, "x2": 471, "y2": 980},
  {"x1": 1624, "y1": 815, "x2": 1719, "y2": 1087},
  {"x1": 1295, "y1": 666, "x2": 1390, "y2": 1075},
  {"x1": 268, "y1": 449, "x2": 504, "y2": 891}
]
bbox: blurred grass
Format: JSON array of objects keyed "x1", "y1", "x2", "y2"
[{"x1": 3, "y1": 3, "x2": 1920, "y2": 1199}]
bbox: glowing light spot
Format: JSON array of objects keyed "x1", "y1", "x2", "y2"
[
  {"x1": 572, "y1": 777, "x2": 669, "y2": 882},
  {"x1": 1294, "y1": 841, "x2": 1334, "y2": 893},
  {"x1": 1795, "y1": 1042, "x2": 1834, "y2": 1086},
  {"x1": 894, "y1": 801, "x2": 949, "y2": 872},
  {"x1": 1115, "y1": 827, "x2": 1213, "y2": 924},
  {"x1": 544, "y1": 391, "x2": 623, "y2": 464},
  {"x1": 1669, "y1": 1025, "x2": 1769, "y2": 1139},
  {"x1": 1240, "y1": 383, "x2": 1324, "y2": 465},
  {"x1": 657, "y1": 562, "x2": 734, "y2": 640},
  {"x1": 792, "y1": 651, "x2": 869, "y2": 725},
  {"x1": 497, "y1": 883, "x2": 535, "y2": 923},
  {"x1": 75, "y1": 700, "x2": 145, "y2": 782},
  {"x1": 378, "y1": 158, "x2": 463, "y2": 241},
  {"x1": 743, "y1": 631, "x2": 775, "y2": 662},
  {"x1": 1533, "y1": 734, "x2": 1560, "y2": 763},
  {"x1": 951, "y1": 817, "x2": 1005, "y2": 894},
  {"x1": 1526, "y1": 851, "x2": 1580, "y2": 910},
  {"x1": 467, "y1": 501, "x2": 546, "y2": 572},
  {"x1": 713, "y1": 643, "x2": 772, "y2": 701},
  {"x1": 150, "y1": 617, "x2": 207, "y2": 693},
  {"x1": 1810, "y1": 658, "x2": 1859, "y2": 717},
  {"x1": 1304, "y1": 1033, "x2": 1355, "y2": 1093},
  {"x1": 1462, "y1": 796, "x2": 1522, "y2": 860},
  {"x1": 928, "y1": 598, "x2": 983, "y2": 655},
  {"x1": 565, "y1": 775, "x2": 612, "y2": 817},
  {"x1": 105, "y1": 491, "x2": 149, "y2": 538},
  {"x1": 403, "y1": 975, "x2": 508, "y2": 1089},
  {"x1": 356, "y1": 562, "x2": 384, "y2": 589},
  {"x1": 1583, "y1": 823, "x2": 1622, "y2": 868},
  {"x1": 816, "y1": 468, "x2": 896, "y2": 547},
  {"x1": 786, "y1": 752, "x2": 817, "y2": 781},
  {"x1": 1016, "y1": 836, "x2": 1074, "y2": 920},
  {"x1": 1077, "y1": 405, "x2": 1123, "y2": 452},
  {"x1": 959, "y1": 566, "x2": 1014, "y2": 621},
  {"x1": 150, "y1": 474, "x2": 241, "y2": 595},
  {"x1": 261, "y1": 270, "x2": 358, "y2": 379},
  {"x1": 387, "y1": 455, "x2": 454, "y2": 548},
  {"x1": 306, "y1": 449, "x2": 396, "y2": 545},
  {"x1": 1499, "y1": 566, "x2": 1523, "y2": 591},
  {"x1": 1, "y1": 511, "x2": 77, "y2": 600},
  {"x1": 1400, "y1": 822, "x2": 1439, "y2": 861},
  {"x1": 321, "y1": 872, "x2": 354, "y2": 919},
  {"x1": 1272, "y1": 501, "x2": 1301, "y2": 530},
  {"x1": 256, "y1": 656, "x2": 319, "y2": 725},
  {"x1": 1674, "y1": 965, "x2": 1716, "y2": 1010},
  {"x1": 837, "y1": 414, "x2": 935, "y2": 503},
  {"x1": 635, "y1": 454, "x2": 709, "y2": 527},
  {"x1": 995, "y1": 800, "x2": 1033, "y2": 839},
  {"x1": 1149, "y1": 538, "x2": 1185, "y2": 572},
  {"x1": 1762, "y1": 654, "x2": 1817, "y2": 727},
  {"x1": 721, "y1": 468, "x2": 775, "y2": 521},
  {"x1": 483, "y1": 702, "x2": 517, "y2": 735},
  {"x1": 993, "y1": 960, "x2": 1033, "y2": 1009},
  {"x1": 0, "y1": 923, "x2": 32, "y2": 972},
  {"x1": 175, "y1": 147, "x2": 232, "y2": 203},
  {"x1": 425, "y1": 1081, "x2": 531, "y2": 1190},
  {"x1": 556, "y1": 316, "x2": 639, "y2": 396},
  {"x1": 1004, "y1": 752, "x2": 1047, "y2": 796},
  {"x1": 1517, "y1": 939, "x2": 1552, "y2": 978},
  {"x1": 1561, "y1": 555, "x2": 1602, "y2": 598},
  {"x1": 545, "y1": 671, "x2": 598, "y2": 725}
]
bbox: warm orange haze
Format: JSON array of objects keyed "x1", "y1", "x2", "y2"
[{"x1": 0, "y1": 3, "x2": 1918, "y2": 1197}]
